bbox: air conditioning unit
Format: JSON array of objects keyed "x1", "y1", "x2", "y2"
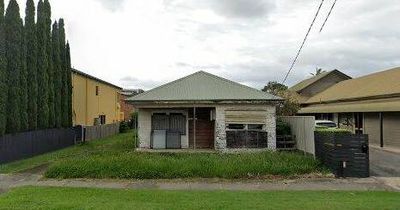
[{"x1": 94, "y1": 118, "x2": 101, "y2": 126}]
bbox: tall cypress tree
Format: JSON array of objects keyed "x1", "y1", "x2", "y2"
[
  {"x1": 20, "y1": 14, "x2": 28, "y2": 131},
  {"x1": 4, "y1": 0, "x2": 22, "y2": 133},
  {"x1": 0, "y1": 0, "x2": 7, "y2": 135},
  {"x1": 36, "y1": 0, "x2": 49, "y2": 129},
  {"x1": 52, "y1": 21, "x2": 62, "y2": 128},
  {"x1": 59, "y1": 18, "x2": 68, "y2": 127},
  {"x1": 25, "y1": 0, "x2": 38, "y2": 130},
  {"x1": 44, "y1": 0, "x2": 54, "y2": 128},
  {"x1": 66, "y1": 42, "x2": 72, "y2": 127}
]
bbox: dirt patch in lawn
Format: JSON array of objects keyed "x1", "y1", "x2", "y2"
[{"x1": 18, "y1": 163, "x2": 49, "y2": 175}]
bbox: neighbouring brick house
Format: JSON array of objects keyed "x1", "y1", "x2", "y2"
[
  {"x1": 126, "y1": 71, "x2": 282, "y2": 151},
  {"x1": 119, "y1": 89, "x2": 144, "y2": 121}
]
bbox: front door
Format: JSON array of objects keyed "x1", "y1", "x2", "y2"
[{"x1": 189, "y1": 108, "x2": 215, "y2": 149}]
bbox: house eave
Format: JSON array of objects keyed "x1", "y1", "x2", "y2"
[{"x1": 128, "y1": 99, "x2": 282, "y2": 108}]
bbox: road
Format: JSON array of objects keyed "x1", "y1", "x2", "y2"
[{"x1": 370, "y1": 147, "x2": 400, "y2": 177}]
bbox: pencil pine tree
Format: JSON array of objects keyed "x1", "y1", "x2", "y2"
[
  {"x1": 0, "y1": 0, "x2": 7, "y2": 135},
  {"x1": 20, "y1": 15, "x2": 28, "y2": 131},
  {"x1": 44, "y1": 0, "x2": 55, "y2": 128},
  {"x1": 4, "y1": 0, "x2": 23, "y2": 133},
  {"x1": 25, "y1": 0, "x2": 38, "y2": 130},
  {"x1": 52, "y1": 21, "x2": 62, "y2": 128},
  {"x1": 66, "y1": 42, "x2": 72, "y2": 127},
  {"x1": 59, "y1": 18, "x2": 69, "y2": 127},
  {"x1": 36, "y1": 0, "x2": 49, "y2": 129}
]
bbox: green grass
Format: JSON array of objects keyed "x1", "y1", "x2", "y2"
[
  {"x1": 1, "y1": 131, "x2": 325, "y2": 179},
  {"x1": 0, "y1": 187, "x2": 399, "y2": 210},
  {"x1": 0, "y1": 131, "x2": 136, "y2": 174}
]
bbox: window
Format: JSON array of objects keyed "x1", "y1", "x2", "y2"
[
  {"x1": 151, "y1": 113, "x2": 186, "y2": 135},
  {"x1": 248, "y1": 124, "x2": 264, "y2": 130},
  {"x1": 96, "y1": 86, "x2": 99, "y2": 96},
  {"x1": 99, "y1": 115, "x2": 106, "y2": 125},
  {"x1": 315, "y1": 113, "x2": 333, "y2": 121},
  {"x1": 227, "y1": 124, "x2": 245, "y2": 130}
]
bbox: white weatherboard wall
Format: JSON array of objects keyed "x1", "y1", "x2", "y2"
[{"x1": 281, "y1": 116, "x2": 315, "y2": 156}]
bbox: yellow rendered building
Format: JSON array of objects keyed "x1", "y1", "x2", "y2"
[{"x1": 72, "y1": 69, "x2": 124, "y2": 126}]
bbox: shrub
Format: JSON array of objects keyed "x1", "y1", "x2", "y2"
[
  {"x1": 119, "y1": 121, "x2": 130, "y2": 133},
  {"x1": 128, "y1": 112, "x2": 138, "y2": 129},
  {"x1": 315, "y1": 128, "x2": 352, "y2": 134},
  {"x1": 276, "y1": 119, "x2": 291, "y2": 135}
]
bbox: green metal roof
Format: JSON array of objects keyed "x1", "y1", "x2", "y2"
[{"x1": 126, "y1": 71, "x2": 281, "y2": 102}]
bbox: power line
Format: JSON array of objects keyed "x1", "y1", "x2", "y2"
[
  {"x1": 282, "y1": 0, "x2": 325, "y2": 84},
  {"x1": 320, "y1": 0, "x2": 338, "y2": 33}
]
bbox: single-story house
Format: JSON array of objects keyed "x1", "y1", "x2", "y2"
[
  {"x1": 297, "y1": 67, "x2": 400, "y2": 149},
  {"x1": 126, "y1": 71, "x2": 282, "y2": 151}
]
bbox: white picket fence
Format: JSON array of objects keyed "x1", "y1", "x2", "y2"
[{"x1": 280, "y1": 116, "x2": 315, "y2": 156}]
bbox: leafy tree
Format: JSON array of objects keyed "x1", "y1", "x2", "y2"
[
  {"x1": 59, "y1": 18, "x2": 68, "y2": 127},
  {"x1": 262, "y1": 81, "x2": 300, "y2": 116},
  {"x1": 0, "y1": 0, "x2": 7, "y2": 135},
  {"x1": 52, "y1": 21, "x2": 62, "y2": 128},
  {"x1": 20, "y1": 14, "x2": 28, "y2": 131},
  {"x1": 25, "y1": 0, "x2": 38, "y2": 130},
  {"x1": 262, "y1": 81, "x2": 288, "y2": 96},
  {"x1": 4, "y1": 0, "x2": 23, "y2": 133},
  {"x1": 36, "y1": 0, "x2": 49, "y2": 129},
  {"x1": 66, "y1": 42, "x2": 72, "y2": 126}
]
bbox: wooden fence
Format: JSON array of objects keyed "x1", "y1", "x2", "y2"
[
  {"x1": 0, "y1": 128, "x2": 76, "y2": 164},
  {"x1": 280, "y1": 116, "x2": 315, "y2": 156},
  {"x1": 84, "y1": 123, "x2": 120, "y2": 141}
]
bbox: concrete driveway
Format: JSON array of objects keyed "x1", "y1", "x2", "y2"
[{"x1": 370, "y1": 146, "x2": 400, "y2": 177}]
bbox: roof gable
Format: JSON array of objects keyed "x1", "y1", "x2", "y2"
[
  {"x1": 290, "y1": 70, "x2": 351, "y2": 93},
  {"x1": 127, "y1": 71, "x2": 281, "y2": 102},
  {"x1": 72, "y1": 68, "x2": 122, "y2": 90},
  {"x1": 306, "y1": 67, "x2": 400, "y2": 104}
]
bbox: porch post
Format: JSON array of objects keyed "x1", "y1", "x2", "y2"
[
  {"x1": 379, "y1": 112, "x2": 384, "y2": 148},
  {"x1": 193, "y1": 107, "x2": 196, "y2": 149}
]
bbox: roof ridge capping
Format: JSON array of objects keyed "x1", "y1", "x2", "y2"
[
  {"x1": 127, "y1": 70, "x2": 282, "y2": 101},
  {"x1": 198, "y1": 70, "x2": 281, "y2": 100},
  {"x1": 126, "y1": 71, "x2": 206, "y2": 100}
]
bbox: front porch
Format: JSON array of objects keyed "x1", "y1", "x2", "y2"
[
  {"x1": 137, "y1": 104, "x2": 276, "y2": 151},
  {"x1": 138, "y1": 107, "x2": 216, "y2": 150}
]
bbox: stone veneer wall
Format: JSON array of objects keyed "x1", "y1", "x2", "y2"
[{"x1": 214, "y1": 104, "x2": 277, "y2": 150}]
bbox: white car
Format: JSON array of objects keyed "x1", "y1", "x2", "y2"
[{"x1": 315, "y1": 120, "x2": 337, "y2": 128}]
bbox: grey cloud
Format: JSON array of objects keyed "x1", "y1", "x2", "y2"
[
  {"x1": 95, "y1": 0, "x2": 125, "y2": 11},
  {"x1": 165, "y1": 0, "x2": 275, "y2": 19},
  {"x1": 211, "y1": 0, "x2": 275, "y2": 19},
  {"x1": 120, "y1": 76, "x2": 162, "y2": 90},
  {"x1": 175, "y1": 62, "x2": 222, "y2": 70}
]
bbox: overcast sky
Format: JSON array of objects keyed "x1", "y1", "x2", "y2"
[{"x1": 7, "y1": 0, "x2": 400, "y2": 90}]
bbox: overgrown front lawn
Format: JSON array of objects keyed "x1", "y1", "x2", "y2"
[
  {"x1": 1, "y1": 131, "x2": 326, "y2": 179},
  {"x1": 1, "y1": 187, "x2": 399, "y2": 210}
]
